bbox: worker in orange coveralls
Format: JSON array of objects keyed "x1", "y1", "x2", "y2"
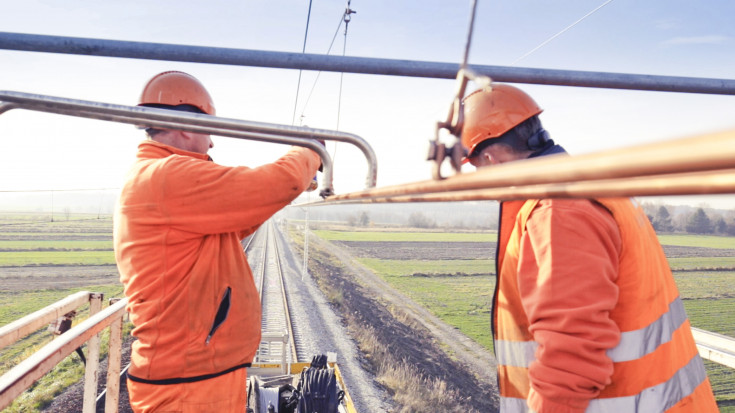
[
  {"x1": 461, "y1": 84, "x2": 718, "y2": 413},
  {"x1": 113, "y1": 71, "x2": 322, "y2": 412}
]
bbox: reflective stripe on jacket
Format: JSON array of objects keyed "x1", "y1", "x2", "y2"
[
  {"x1": 114, "y1": 141, "x2": 320, "y2": 382},
  {"x1": 495, "y1": 197, "x2": 717, "y2": 413}
]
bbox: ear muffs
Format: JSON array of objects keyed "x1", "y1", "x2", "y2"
[{"x1": 527, "y1": 128, "x2": 549, "y2": 151}]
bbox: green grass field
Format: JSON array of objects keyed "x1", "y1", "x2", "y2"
[
  {"x1": 674, "y1": 270, "x2": 735, "y2": 301},
  {"x1": 313, "y1": 230, "x2": 496, "y2": 242},
  {"x1": 0, "y1": 232, "x2": 111, "y2": 237},
  {"x1": 0, "y1": 284, "x2": 127, "y2": 412},
  {"x1": 0, "y1": 240, "x2": 112, "y2": 250},
  {"x1": 668, "y1": 257, "x2": 735, "y2": 270},
  {"x1": 0, "y1": 213, "x2": 124, "y2": 411},
  {"x1": 318, "y1": 229, "x2": 735, "y2": 410},
  {"x1": 0, "y1": 285, "x2": 126, "y2": 372},
  {"x1": 379, "y1": 272, "x2": 494, "y2": 351},
  {"x1": 356, "y1": 258, "x2": 493, "y2": 277},
  {"x1": 0, "y1": 250, "x2": 116, "y2": 266},
  {"x1": 658, "y1": 234, "x2": 735, "y2": 249},
  {"x1": 0, "y1": 214, "x2": 115, "y2": 267}
]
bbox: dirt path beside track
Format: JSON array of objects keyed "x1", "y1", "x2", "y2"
[{"x1": 303, "y1": 232, "x2": 500, "y2": 411}]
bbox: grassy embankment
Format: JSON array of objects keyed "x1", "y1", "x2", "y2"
[
  {"x1": 0, "y1": 213, "x2": 126, "y2": 412},
  {"x1": 313, "y1": 229, "x2": 735, "y2": 410}
]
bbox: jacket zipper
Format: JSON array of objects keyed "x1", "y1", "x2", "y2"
[
  {"x1": 206, "y1": 286, "x2": 231, "y2": 345},
  {"x1": 492, "y1": 202, "x2": 502, "y2": 392}
]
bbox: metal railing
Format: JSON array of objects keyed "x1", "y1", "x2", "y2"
[
  {"x1": 1, "y1": 32, "x2": 734, "y2": 95},
  {"x1": 0, "y1": 91, "x2": 379, "y2": 198},
  {"x1": 692, "y1": 328, "x2": 735, "y2": 369},
  {"x1": 0, "y1": 292, "x2": 128, "y2": 413}
]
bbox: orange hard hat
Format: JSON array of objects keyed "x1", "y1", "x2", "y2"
[
  {"x1": 461, "y1": 84, "x2": 542, "y2": 157},
  {"x1": 139, "y1": 71, "x2": 215, "y2": 115}
]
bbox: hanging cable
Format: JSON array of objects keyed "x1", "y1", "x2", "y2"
[
  {"x1": 511, "y1": 0, "x2": 615, "y2": 65},
  {"x1": 296, "y1": 11, "x2": 346, "y2": 124},
  {"x1": 460, "y1": 0, "x2": 479, "y2": 71},
  {"x1": 333, "y1": 1, "x2": 356, "y2": 163},
  {"x1": 291, "y1": 0, "x2": 314, "y2": 126}
]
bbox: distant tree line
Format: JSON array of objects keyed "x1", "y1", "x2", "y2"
[
  {"x1": 346, "y1": 211, "x2": 372, "y2": 227},
  {"x1": 646, "y1": 205, "x2": 735, "y2": 236},
  {"x1": 294, "y1": 200, "x2": 735, "y2": 235}
]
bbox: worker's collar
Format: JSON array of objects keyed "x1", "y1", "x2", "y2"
[
  {"x1": 528, "y1": 140, "x2": 566, "y2": 159},
  {"x1": 138, "y1": 140, "x2": 212, "y2": 161}
]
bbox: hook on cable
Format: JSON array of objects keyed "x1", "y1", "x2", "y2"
[
  {"x1": 344, "y1": 1, "x2": 356, "y2": 25},
  {"x1": 427, "y1": 68, "x2": 492, "y2": 180}
]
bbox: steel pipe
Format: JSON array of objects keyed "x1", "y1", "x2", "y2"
[
  {"x1": 12, "y1": 106, "x2": 336, "y2": 197},
  {"x1": 0, "y1": 291, "x2": 91, "y2": 349},
  {"x1": 0, "y1": 91, "x2": 380, "y2": 196},
  {"x1": 691, "y1": 328, "x2": 735, "y2": 369},
  {"x1": 304, "y1": 129, "x2": 735, "y2": 204},
  {"x1": 1, "y1": 32, "x2": 734, "y2": 95},
  {"x1": 0, "y1": 102, "x2": 16, "y2": 115},
  {"x1": 303, "y1": 169, "x2": 735, "y2": 204}
]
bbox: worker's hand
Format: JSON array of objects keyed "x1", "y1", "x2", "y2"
[{"x1": 307, "y1": 176, "x2": 319, "y2": 192}]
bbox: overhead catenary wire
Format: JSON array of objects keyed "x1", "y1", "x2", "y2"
[
  {"x1": 299, "y1": 2, "x2": 355, "y2": 276},
  {"x1": 461, "y1": 0, "x2": 479, "y2": 70},
  {"x1": 511, "y1": 0, "x2": 615, "y2": 65},
  {"x1": 296, "y1": 12, "x2": 347, "y2": 124},
  {"x1": 291, "y1": 0, "x2": 314, "y2": 126}
]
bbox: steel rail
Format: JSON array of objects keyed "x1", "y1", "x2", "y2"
[
  {"x1": 256, "y1": 229, "x2": 268, "y2": 303},
  {"x1": 256, "y1": 222, "x2": 298, "y2": 364},
  {"x1": 243, "y1": 233, "x2": 256, "y2": 253},
  {"x1": 270, "y1": 222, "x2": 299, "y2": 363},
  {"x1": 0, "y1": 90, "x2": 380, "y2": 196},
  {"x1": 1, "y1": 32, "x2": 734, "y2": 95},
  {"x1": 301, "y1": 129, "x2": 735, "y2": 205}
]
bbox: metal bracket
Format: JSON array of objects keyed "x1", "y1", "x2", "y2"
[{"x1": 428, "y1": 67, "x2": 492, "y2": 180}]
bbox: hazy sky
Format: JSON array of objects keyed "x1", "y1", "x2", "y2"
[{"x1": 1, "y1": 0, "x2": 734, "y2": 208}]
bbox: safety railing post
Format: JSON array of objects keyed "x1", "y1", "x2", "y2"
[
  {"x1": 82, "y1": 293, "x2": 103, "y2": 413},
  {"x1": 104, "y1": 298, "x2": 124, "y2": 413}
]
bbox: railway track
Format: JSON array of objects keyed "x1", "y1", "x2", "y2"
[{"x1": 247, "y1": 221, "x2": 302, "y2": 365}]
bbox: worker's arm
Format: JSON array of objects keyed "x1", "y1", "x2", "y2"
[
  {"x1": 518, "y1": 199, "x2": 622, "y2": 413},
  {"x1": 160, "y1": 146, "x2": 321, "y2": 236}
]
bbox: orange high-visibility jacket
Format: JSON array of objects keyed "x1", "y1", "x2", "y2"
[
  {"x1": 495, "y1": 198, "x2": 717, "y2": 413},
  {"x1": 114, "y1": 141, "x2": 320, "y2": 383}
]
